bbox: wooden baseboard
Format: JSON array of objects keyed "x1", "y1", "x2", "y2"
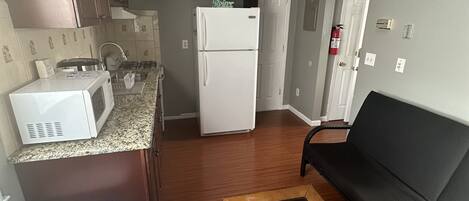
[{"x1": 164, "y1": 113, "x2": 197, "y2": 120}]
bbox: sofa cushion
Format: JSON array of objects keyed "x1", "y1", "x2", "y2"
[
  {"x1": 305, "y1": 143, "x2": 425, "y2": 201},
  {"x1": 348, "y1": 91, "x2": 469, "y2": 201},
  {"x1": 438, "y1": 152, "x2": 469, "y2": 201}
]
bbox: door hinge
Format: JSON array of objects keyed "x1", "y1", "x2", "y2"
[
  {"x1": 279, "y1": 88, "x2": 282, "y2": 95},
  {"x1": 356, "y1": 48, "x2": 362, "y2": 58}
]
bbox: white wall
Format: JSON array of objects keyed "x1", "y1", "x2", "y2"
[
  {"x1": 0, "y1": 1, "x2": 26, "y2": 200},
  {"x1": 351, "y1": 0, "x2": 469, "y2": 125},
  {"x1": 0, "y1": 140, "x2": 24, "y2": 201}
]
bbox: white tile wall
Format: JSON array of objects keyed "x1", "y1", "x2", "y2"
[
  {"x1": 0, "y1": 2, "x2": 29, "y2": 155},
  {"x1": 0, "y1": 3, "x2": 106, "y2": 155},
  {"x1": 136, "y1": 40, "x2": 156, "y2": 61},
  {"x1": 102, "y1": 16, "x2": 161, "y2": 62},
  {"x1": 135, "y1": 16, "x2": 154, "y2": 41},
  {"x1": 115, "y1": 40, "x2": 138, "y2": 61}
]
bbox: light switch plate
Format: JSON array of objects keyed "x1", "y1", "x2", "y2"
[
  {"x1": 364, "y1": 53, "x2": 376, "y2": 66},
  {"x1": 395, "y1": 58, "x2": 406, "y2": 73}
]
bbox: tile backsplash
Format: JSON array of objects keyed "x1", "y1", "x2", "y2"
[
  {"x1": 103, "y1": 16, "x2": 161, "y2": 62},
  {"x1": 0, "y1": 0, "x2": 161, "y2": 155}
]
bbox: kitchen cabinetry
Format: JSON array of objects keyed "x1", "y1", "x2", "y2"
[
  {"x1": 6, "y1": 0, "x2": 112, "y2": 28},
  {"x1": 146, "y1": 81, "x2": 164, "y2": 201},
  {"x1": 15, "y1": 118, "x2": 163, "y2": 201},
  {"x1": 14, "y1": 78, "x2": 164, "y2": 201},
  {"x1": 96, "y1": 0, "x2": 112, "y2": 22}
]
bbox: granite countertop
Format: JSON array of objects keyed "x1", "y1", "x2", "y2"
[{"x1": 8, "y1": 67, "x2": 163, "y2": 164}]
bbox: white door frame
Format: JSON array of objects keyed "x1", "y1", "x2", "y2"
[
  {"x1": 325, "y1": 0, "x2": 369, "y2": 122},
  {"x1": 257, "y1": 0, "x2": 291, "y2": 111}
]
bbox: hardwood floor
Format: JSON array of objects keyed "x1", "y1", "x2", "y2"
[{"x1": 160, "y1": 110, "x2": 347, "y2": 201}]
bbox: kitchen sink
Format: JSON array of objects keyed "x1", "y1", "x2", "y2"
[
  {"x1": 110, "y1": 71, "x2": 148, "y2": 96},
  {"x1": 110, "y1": 70, "x2": 148, "y2": 83},
  {"x1": 112, "y1": 81, "x2": 146, "y2": 96},
  {"x1": 108, "y1": 60, "x2": 157, "y2": 96}
]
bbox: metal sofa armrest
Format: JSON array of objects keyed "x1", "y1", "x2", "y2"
[{"x1": 304, "y1": 125, "x2": 352, "y2": 144}]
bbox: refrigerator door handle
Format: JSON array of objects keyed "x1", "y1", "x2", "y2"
[
  {"x1": 202, "y1": 13, "x2": 208, "y2": 50},
  {"x1": 204, "y1": 53, "x2": 209, "y2": 86}
]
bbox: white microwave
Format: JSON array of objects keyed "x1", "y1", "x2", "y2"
[{"x1": 10, "y1": 71, "x2": 115, "y2": 144}]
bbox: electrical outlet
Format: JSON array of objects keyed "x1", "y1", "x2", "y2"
[
  {"x1": 364, "y1": 53, "x2": 376, "y2": 66},
  {"x1": 182, "y1": 40, "x2": 189, "y2": 49},
  {"x1": 295, "y1": 88, "x2": 300, "y2": 97},
  {"x1": 395, "y1": 58, "x2": 406, "y2": 73},
  {"x1": 308, "y1": 60, "x2": 313, "y2": 67}
]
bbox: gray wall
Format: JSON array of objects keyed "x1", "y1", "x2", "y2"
[
  {"x1": 131, "y1": 0, "x2": 243, "y2": 10},
  {"x1": 351, "y1": 0, "x2": 469, "y2": 125},
  {"x1": 129, "y1": 0, "x2": 157, "y2": 10},
  {"x1": 154, "y1": 0, "x2": 244, "y2": 116},
  {"x1": 155, "y1": 0, "x2": 208, "y2": 116},
  {"x1": 0, "y1": 141, "x2": 25, "y2": 201},
  {"x1": 283, "y1": 0, "x2": 298, "y2": 104},
  {"x1": 284, "y1": 0, "x2": 334, "y2": 120}
]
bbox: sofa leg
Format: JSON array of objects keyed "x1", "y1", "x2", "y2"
[{"x1": 300, "y1": 158, "x2": 307, "y2": 177}]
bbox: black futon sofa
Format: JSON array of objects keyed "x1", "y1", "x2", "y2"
[{"x1": 301, "y1": 91, "x2": 469, "y2": 201}]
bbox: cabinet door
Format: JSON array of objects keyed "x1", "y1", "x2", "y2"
[
  {"x1": 96, "y1": 0, "x2": 112, "y2": 23},
  {"x1": 75, "y1": 0, "x2": 99, "y2": 27},
  {"x1": 145, "y1": 148, "x2": 159, "y2": 201}
]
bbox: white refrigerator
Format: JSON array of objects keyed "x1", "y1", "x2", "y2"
[{"x1": 196, "y1": 7, "x2": 260, "y2": 136}]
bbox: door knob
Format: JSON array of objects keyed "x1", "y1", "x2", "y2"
[{"x1": 338, "y1": 62, "x2": 347, "y2": 67}]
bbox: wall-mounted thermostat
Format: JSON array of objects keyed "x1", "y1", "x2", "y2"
[{"x1": 376, "y1": 18, "x2": 394, "y2": 30}]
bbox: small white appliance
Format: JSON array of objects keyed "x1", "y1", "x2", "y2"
[
  {"x1": 35, "y1": 58, "x2": 55, "y2": 78},
  {"x1": 196, "y1": 7, "x2": 260, "y2": 136},
  {"x1": 10, "y1": 71, "x2": 115, "y2": 144}
]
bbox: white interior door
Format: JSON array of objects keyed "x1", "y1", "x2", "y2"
[
  {"x1": 326, "y1": 0, "x2": 369, "y2": 122},
  {"x1": 196, "y1": 8, "x2": 260, "y2": 51},
  {"x1": 198, "y1": 51, "x2": 258, "y2": 135},
  {"x1": 256, "y1": 0, "x2": 291, "y2": 111}
]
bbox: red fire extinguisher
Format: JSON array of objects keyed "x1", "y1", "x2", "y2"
[{"x1": 329, "y1": 24, "x2": 344, "y2": 55}]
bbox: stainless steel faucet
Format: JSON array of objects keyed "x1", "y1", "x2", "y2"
[{"x1": 98, "y1": 42, "x2": 128, "y2": 70}]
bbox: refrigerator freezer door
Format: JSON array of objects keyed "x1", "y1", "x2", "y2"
[
  {"x1": 197, "y1": 7, "x2": 260, "y2": 51},
  {"x1": 198, "y1": 51, "x2": 258, "y2": 135}
]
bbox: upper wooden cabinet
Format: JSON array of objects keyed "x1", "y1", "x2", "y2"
[
  {"x1": 96, "y1": 0, "x2": 112, "y2": 23},
  {"x1": 6, "y1": 0, "x2": 112, "y2": 28}
]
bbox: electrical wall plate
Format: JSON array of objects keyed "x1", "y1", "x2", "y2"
[
  {"x1": 376, "y1": 18, "x2": 393, "y2": 30},
  {"x1": 364, "y1": 52, "x2": 377, "y2": 67},
  {"x1": 395, "y1": 58, "x2": 406, "y2": 73},
  {"x1": 182, "y1": 40, "x2": 189, "y2": 49}
]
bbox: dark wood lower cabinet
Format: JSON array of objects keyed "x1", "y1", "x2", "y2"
[
  {"x1": 16, "y1": 150, "x2": 158, "y2": 201},
  {"x1": 145, "y1": 147, "x2": 161, "y2": 201}
]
